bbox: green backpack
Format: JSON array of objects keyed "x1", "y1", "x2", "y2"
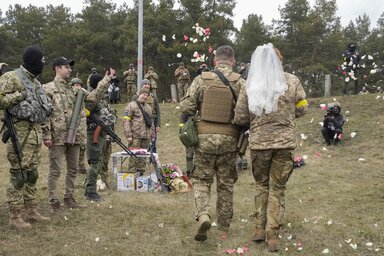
[{"x1": 179, "y1": 117, "x2": 198, "y2": 147}]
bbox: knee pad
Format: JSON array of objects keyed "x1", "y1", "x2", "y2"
[{"x1": 27, "y1": 169, "x2": 39, "y2": 185}]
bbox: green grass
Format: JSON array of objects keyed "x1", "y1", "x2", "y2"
[{"x1": 0, "y1": 94, "x2": 383, "y2": 255}]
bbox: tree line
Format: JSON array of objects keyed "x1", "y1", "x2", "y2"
[{"x1": 1, "y1": 0, "x2": 384, "y2": 100}]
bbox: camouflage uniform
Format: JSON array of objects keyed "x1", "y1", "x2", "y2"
[
  {"x1": 175, "y1": 66, "x2": 190, "y2": 101},
  {"x1": 123, "y1": 100, "x2": 153, "y2": 172},
  {"x1": 144, "y1": 67, "x2": 159, "y2": 96},
  {"x1": 179, "y1": 63, "x2": 244, "y2": 232},
  {"x1": 234, "y1": 72, "x2": 307, "y2": 240},
  {"x1": 42, "y1": 76, "x2": 110, "y2": 206},
  {"x1": 0, "y1": 66, "x2": 50, "y2": 207},
  {"x1": 123, "y1": 68, "x2": 137, "y2": 102}
]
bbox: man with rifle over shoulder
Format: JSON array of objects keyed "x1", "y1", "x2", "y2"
[{"x1": 0, "y1": 45, "x2": 52, "y2": 229}]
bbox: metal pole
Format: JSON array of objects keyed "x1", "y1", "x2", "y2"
[
  {"x1": 324, "y1": 74, "x2": 331, "y2": 97},
  {"x1": 137, "y1": 0, "x2": 143, "y2": 92}
]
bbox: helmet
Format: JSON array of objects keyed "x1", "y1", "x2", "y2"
[
  {"x1": 69, "y1": 77, "x2": 83, "y2": 86},
  {"x1": 179, "y1": 62, "x2": 184, "y2": 67},
  {"x1": 129, "y1": 63, "x2": 134, "y2": 68},
  {"x1": 91, "y1": 67, "x2": 97, "y2": 73}
]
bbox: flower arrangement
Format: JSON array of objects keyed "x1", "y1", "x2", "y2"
[{"x1": 161, "y1": 164, "x2": 183, "y2": 187}]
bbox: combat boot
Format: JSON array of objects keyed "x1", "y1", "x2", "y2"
[
  {"x1": 64, "y1": 197, "x2": 87, "y2": 209},
  {"x1": 9, "y1": 205, "x2": 32, "y2": 229},
  {"x1": 251, "y1": 228, "x2": 266, "y2": 243},
  {"x1": 267, "y1": 239, "x2": 280, "y2": 252},
  {"x1": 194, "y1": 214, "x2": 212, "y2": 242},
  {"x1": 51, "y1": 201, "x2": 66, "y2": 216},
  {"x1": 25, "y1": 201, "x2": 50, "y2": 222}
]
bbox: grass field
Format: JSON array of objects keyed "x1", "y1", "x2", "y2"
[{"x1": 0, "y1": 94, "x2": 383, "y2": 256}]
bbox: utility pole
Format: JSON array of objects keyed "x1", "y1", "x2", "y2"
[{"x1": 137, "y1": 0, "x2": 143, "y2": 91}]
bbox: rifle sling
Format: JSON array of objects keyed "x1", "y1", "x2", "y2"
[{"x1": 213, "y1": 69, "x2": 238, "y2": 103}]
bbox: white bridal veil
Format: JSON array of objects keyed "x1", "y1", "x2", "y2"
[{"x1": 246, "y1": 43, "x2": 288, "y2": 116}]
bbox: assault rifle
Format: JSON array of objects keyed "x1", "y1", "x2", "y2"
[
  {"x1": 149, "y1": 139, "x2": 168, "y2": 193},
  {"x1": 87, "y1": 114, "x2": 136, "y2": 158},
  {"x1": 1, "y1": 110, "x2": 23, "y2": 172}
]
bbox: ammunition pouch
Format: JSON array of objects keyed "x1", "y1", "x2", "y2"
[{"x1": 179, "y1": 118, "x2": 198, "y2": 147}]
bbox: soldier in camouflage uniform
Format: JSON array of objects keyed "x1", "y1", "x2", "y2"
[
  {"x1": 69, "y1": 77, "x2": 87, "y2": 175},
  {"x1": 0, "y1": 45, "x2": 52, "y2": 229},
  {"x1": 84, "y1": 71, "x2": 116, "y2": 201},
  {"x1": 179, "y1": 45, "x2": 244, "y2": 241},
  {"x1": 234, "y1": 44, "x2": 308, "y2": 252},
  {"x1": 174, "y1": 62, "x2": 190, "y2": 102},
  {"x1": 132, "y1": 79, "x2": 161, "y2": 152},
  {"x1": 123, "y1": 64, "x2": 138, "y2": 102},
  {"x1": 123, "y1": 88, "x2": 153, "y2": 173},
  {"x1": 144, "y1": 66, "x2": 159, "y2": 97}
]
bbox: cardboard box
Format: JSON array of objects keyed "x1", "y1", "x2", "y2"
[
  {"x1": 136, "y1": 176, "x2": 150, "y2": 192},
  {"x1": 117, "y1": 173, "x2": 136, "y2": 191},
  {"x1": 111, "y1": 151, "x2": 151, "y2": 174}
]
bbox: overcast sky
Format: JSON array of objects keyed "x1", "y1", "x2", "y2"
[{"x1": 1, "y1": 0, "x2": 383, "y2": 29}]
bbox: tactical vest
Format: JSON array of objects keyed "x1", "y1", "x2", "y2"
[
  {"x1": 197, "y1": 71, "x2": 241, "y2": 138},
  {"x1": 9, "y1": 68, "x2": 52, "y2": 123}
]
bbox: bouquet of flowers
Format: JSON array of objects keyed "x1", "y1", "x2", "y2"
[{"x1": 161, "y1": 164, "x2": 191, "y2": 193}]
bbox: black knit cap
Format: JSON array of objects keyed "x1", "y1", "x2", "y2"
[
  {"x1": 22, "y1": 45, "x2": 44, "y2": 76},
  {"x1": 89, "y1": 73, "x2": 103, "y2": 89}
]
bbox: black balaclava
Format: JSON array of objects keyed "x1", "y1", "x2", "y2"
[
  {"x1": 22, "y1": 45, "x2": 44, "y2": 76},
  {"x1": 89, "y1": 73, "x2": 104, "y2": 89}
]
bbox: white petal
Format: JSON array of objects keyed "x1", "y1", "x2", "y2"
[
  {"x1": 165, "y1": 123, "x2": 170, "y2": 127},
  {"x1": 350, "y1": 243, "x2": 357, "y2": 249},
  {"x1": 176, "y1": 53, "x2": 182, "y2": 58},
  {"x1": 350, "y1": 132, "x2": 357, "y2": 138},
  {"x1": 211, "y1": 222, "x2": 217, "y2": 227},
  {"x1": 333, "y1": 98, "x2": 337, "y2": 101},
  {"x1": 345, "y1": 77, "x2": 350, "y2": 82},
  {"x1": 322, "y1": 147, "x2": 328, "y2": 151},
  {"x1": 158, "y1": 223, "x2": 164, "y2": 228},
  {"x1": 319, "y1": 122, "x2": 324, "y2": 126},
  {"x1": 366, "y1": 242, "x2": 373, "y2": 246},
  {"x1": 345, "y1": 239, "x2": 352, "y2": 243},
  {"x1": 64, "y1": 216, "x2": 69, "y2": 220},
  {"x1": 300, "y1": 133, "x2": 307, "y2": 140},
  {"x1": 162, "y1": 35, "x2": 166, "y2": 41},
  {"x1": 345, "y1": 110, "x2": 350, "y2": 114},
  {"x1": 310, "y1": 117, "x2": 314, "y2": 123},
  {"x1": 361, "y1": 55, "x2": 366, "y2": 59},
  {"x1": 368, "y1": 55, "x2": 373, "y2": 60},
  {"x1": 327, "y1": 220, "x2": 333, "y2": 225},
  {"x1": 95, "y1": 237, "x2": 100, "y2": 242},
  {"x1": 370, "y1": 69, "x2": 377, "y2": 74},
  {"x1": 358, "y1": 158, "x2": 365, "y2": 161},
  {"x1": 172, "y1": 34, "x2": 175, "y2": 40},
  {"x1": 322, "y1": 248, "x2": 330, "y2": 254},
  {"x1": 125, "y1": 231, "x2": 129, "y2": 236},
  {"x1": 175, "y1": 106, "x2": 180, "y2": 109},
  {"x1": 302, "y1": 155, "x2": 308, "y2": 160}
]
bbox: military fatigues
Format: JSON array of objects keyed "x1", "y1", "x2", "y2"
[
  {"x1": 123, "y1": 69, "x2": 137, "y2": 102},
  {"x1": 234, "y1": 72, "x2": 307, "y2": 240},
  {"x1": 42, "y1": 76, "x2": 110, "y2": 205},
  {"x1": 0, "y1": 67, "x2": 51, "y2": 208},
  {"x1": 85, "y1": 95, "x2": 115, "y2": 194},
  {"x1": 123, "y1": 101, "x2": 153, "y2": 172},
  {"x1": 144, "y1": 68, "x2": 159, "y2": 96},
  {"x1": 132, "y1": 92, "x2": 161, "y2": 152},
  {"x1": 179, "y1": 64, "x2": 244, "y2": 232},
  {"x1": 175, "y1": 67, "x2": 190, "y2": 102}
]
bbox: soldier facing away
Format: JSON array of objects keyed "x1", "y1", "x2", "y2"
[
  {"x1": 180, "y1": 45, "x2": 245, "y2": 242},
  {"x1": 234, "y1": 44, "x2": 308, "y2": 252},
  {"x1": 0, "y1": 45, "x2": 52, "y2": 229}
]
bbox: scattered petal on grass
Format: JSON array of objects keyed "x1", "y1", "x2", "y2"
[
  {"x1": 322, "y1": 248, "x2": 330, "y2": 254},
  {"x1": 333, "y1": 98, "x2": 337, "y2": 101},
  {"x1": 358, "y1": 158, "x2": 365, "y2": 161},
  {"x1": 172, "y1": 34, "x2": 175, "y2": 40},
  {"x1": 125, "y1": 231, "x2": 129, "y2": 236},
  {"x1": 240, "y1": 219, "x2": 248, "y2": 223},
  {"x1": 158, "y1": 223, "x2": 164, "y2": 228},
  {"x1": 287, "y1": 234, "x2": 293, "y2": 240},
  {"x1": 176, "y1": 53, "x2": 182, "y2": 58},
  {"x1": 315, "y1": 152, "x2": 321, "y2": 157},
  {"x1": 109, "y1": 205, "x2": 113, "y2": 209},
  {"x1": 375, "y1": 248, "x2": 380, "y2": 251},
  {"x1": 162, "y1": 35, "x2": 166, "y2": 41},
  {"x1": 225, "y1": 248, "x2": 235, "y2": 254},
  {"x1": 319, "y1": 122, "x2": 324, "y2": 126},
  {"x1": 303, "y1": 218, "x2": 309, "y2": 223},
  {"x1": 302, "y1": 155, "x2": 308, "y2": 160},
  {"x1": 64, "y1": 244, "x2": 68, "y2": 247},
  {"x1": 374, "y1": 223, "x2": 378, "y2": 227},
  {"x1": 285, "y1": 247, "x2": 289, "y2": 251},
  {"x1": 175, "y1": 106, "x2": 180, "y2": 109},
  {"x1": 310, "y1": 117, "x2": 314, "y2": 123},
  {"x1": 64, "y1": 216, "x2": 69, "y2": 220},
  {"x1": 236, "y1": 247, "x2": 244, "y2": 254},
  {"x1": 366, "y1": 242, "x2": 373, "y2": 246},
  {"x1": 95, "y1": 237, "x2": 100, "y2": 242},
  {"x1": 211, "y1": 222, "x2": 217, "y2": 227},
  {"x1": 165, "y1": 123, "x2": 170, "y2": 127},
  {"x1": 287, "y1": 223, "x2": 292, "y2": 227},
  {"x1": 320, "y1": 103, "x2": 327, "y2": 110},
  {"x1": 299, "y1": 199, "x2": 302, "y2": 204},
  {"x1": 345, "y1": 239, "x2": 352, "y2": 243},
  {"x1": 350, "y1": 132, "x2": 357, "y2": 138},
  {"x1": 327, "y1": 220, "x2": 333, "y2": 225},
  {"x1": 376, "y1": 95, "x2": 381, "y2": 99},
  {"x1": 345, "y1": 110, "x2": 350, "y2": 114},
  {"x1": 104, "y1": 247, "x2": 108, "y2": 250},
  {"x1": 338, "y1": 243, "x2": 343, "y2": 248},
  {"x1": 300, "y1": 133, "x2": 307, "y2": 140},
  {"x1": 322, "y1": 147, "x2": 328, "y2": 151},
  {"x1": 350, "y1": 243, "x2": 357, "y2": 250}
]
